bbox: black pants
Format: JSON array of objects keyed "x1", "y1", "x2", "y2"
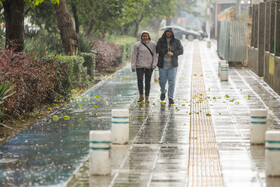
[{"x1": 136, "y1": 68, "x2": 153, "y2": 96}]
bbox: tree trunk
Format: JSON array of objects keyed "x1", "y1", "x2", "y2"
[
  {"x1": 151, "y1": 18, "x2": 162, "y2": 33},
  {"x1": 71, "y1": 3, "x2": 79, "y2": 34},
  {"x1": 55, "y1": 0, "x2": 80, "y2": 55},
  {"x1": 133, "y1": 14, "x2": 143, "y2": 38},
  {"x1": 133, "y1": 20, "x2": 139, "y2": 38},
  {"x1": 30, "y1": 13, "x2": 43, "y2": 30},
  {"x1": 3, "y1": 0, "x2": 25, "y2": 52},
  {"x1": 86, "y1": 17, "x2": 96, "y2": 36}
]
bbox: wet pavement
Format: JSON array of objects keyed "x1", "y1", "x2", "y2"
[{"x1": 1, "y1": 40, "x2": 280, "y2": 186}]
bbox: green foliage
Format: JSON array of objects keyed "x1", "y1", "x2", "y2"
[
  {"x1": 77, "y1": 0, "x2": 130, "y2": 35},
  {"x1": 111, "y1": 35, "x2": 136, "y2": 64},
  {"x1": 28, "y1": 0, "x2": 59, "y2": 34},
  {"x1": 78, "y1": 34, "x2": 94, "y2": 53},
  {"x1": 55, "y1": 55, "x2": 91, "y2": 92},
  {"x1": 40, "y1": 54, "x2": 92, "y2": 103},
  {"x1": 24, "y1": 28, "x2": 40, "y2": 38},
  {"x1": 80, "y1": 52, "x2": 96, "y2": 78},
  {"x1": 24, "y1": 31, "x2": 64, "y2": 55},
  {"x1": 0, "y1": 81, "x2": 15, "y2": 118},
  {"x1": 0, "y1": 29, "x2": 4, "y2": 46},
  {"x1": 25, "y1": 0, "x2": 179, "y2": 38},
  {"x1": 24, "y1": 0, "x2": 59, "y2": 9}
]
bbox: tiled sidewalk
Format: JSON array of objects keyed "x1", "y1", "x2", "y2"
[
  {"x1": 68, "y1": 40, "x2": 280, "y2": 187},
  {"x1": 67, "y1": 41, "x2": 193, "y2": 187},
  {"x1": 1, "y1": 40, "x2": 280, "y2": 186},
  {"x1": 201, "y1": 41, "x2": 280, "y2": 187}
]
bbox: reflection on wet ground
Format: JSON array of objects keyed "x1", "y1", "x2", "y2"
[{"x1": 1, "y1": 40, "x2": 280, "y2": 186}]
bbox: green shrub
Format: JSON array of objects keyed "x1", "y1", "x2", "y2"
[
  {"x1": 0, "y1": 29, "x2": 4, "y2": 46},
  {"x1": 81, "y1": 52, "x2": 96, "y2": 78},
  {"x1": 79, "y1": 34, "x2": 95, "y2": 53},
  {"x1": 111, "y1": 36, "x2": 136, "y2": 64},
  {"x1": 55, "y1": 55, "x2": 91, "y2": 88},
  {"x1": 0, "y1": 81, "x2": 15, "y2": 119},
  {"x1": 24, "y1": 31, "x2": 64, "y2": 55},
  {"x1": 24, "y1": 28, "x2": 40, "y2": 38}
]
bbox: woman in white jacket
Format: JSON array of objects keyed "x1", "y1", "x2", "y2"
[{"x1": 131, "y1": 31, "x2": 158, "y2": 103}]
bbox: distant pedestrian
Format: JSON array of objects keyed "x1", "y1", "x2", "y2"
[
  {"x1": 156, "y1": 28, "x2": 183, "y2": 104},
  {"x1": 131, "y1": 31, "x2": 158, "y2": 103}
]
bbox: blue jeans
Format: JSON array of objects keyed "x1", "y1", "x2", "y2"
[{"x1": 159, "y1": 66, "x2": 177, "y2": 99}]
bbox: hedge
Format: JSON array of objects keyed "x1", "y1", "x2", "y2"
[
  {"x1": 81, "y1": 52, "x2": 96, "y2": 78},
  {"x1": 111, "y1": 36, "x2": 136, "y2": 65}
]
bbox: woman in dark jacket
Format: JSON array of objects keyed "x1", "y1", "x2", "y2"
[{"x1": 156, "y1": 28, "x2": 183, "y2": 104}]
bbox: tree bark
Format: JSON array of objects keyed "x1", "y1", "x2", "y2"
[
  {"x1": 86, "y1": 17, "x2": 96, "y2": 36},
  {"x1": 133, "y1": 14, "x2": 143, "y2": 38},
  {"x1": 71, "y1": 3, "x2": 79, "y2": 34},
  {"x1": 3, "y1": 0, "x2": 25, "y2": 52},
  {"x1": 30, "y1": 13, "x2": 43, "y2": 30},
  {"x1": 55, "y1": 0, "x2": 80, "y2": 55},
  {"x1": 151, "y1": 18, "x2": 162, "y2": 33}
]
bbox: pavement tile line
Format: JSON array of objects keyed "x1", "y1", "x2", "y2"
[
  {"x1": 199, "y1": 42, "x2": 258, "y2": 186},
  {"x1": 234, "y1": 68, "x2": 280, "y2": 126},
  {"x1": 187, "y1": 41, "x2": 223, "y2": 187},
  {"x1": 199, "y1": 42, "x2": 275, "y2": 186}
]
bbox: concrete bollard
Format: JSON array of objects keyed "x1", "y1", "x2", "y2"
[
  {"x1": 207, "y1": 40, "x2": 211, "y2": 48},
  {"x1": 182, "y1": 34, "x2": 186, "y2": 41},
  {"x1": 220, "y1": 63, "x2": 229, "y2": 81},
  {"x1": 218, "y1": 60, "x2": 227, "y2": 76},
  {"x1": 111, "y1": 109, "x2": 129, "y2": 144},
  {"x1": 265, "y1": 131, "x2": 280, "y2": 176},
  {"x1": 250, "y1": 109, "x2": 268, "y2": 144},
  {"x1": 89, "y1": 130, "x2": 111, "y2": 175},
  {"x1": 154, "y1": 67, "x2": 159, "y2": 82}
]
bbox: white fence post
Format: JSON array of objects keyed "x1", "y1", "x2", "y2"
[
  {"x1": 265, "y1": 131, "x2": 280, "y2": 176},
  {"x1": 218, "y1": 60, "x2": 227, "y2": 77},
  {"x1": 89, "y1": 130, "x2": 111, "y2": 175},
  {"x1": 111, "y1": 109, "x2": 129, "y2": 144},
  {"x1": 250, "y1": 109, "x2": 268, "y2": 144},
  {"x1": 220, "y1": 63, "x2": 229, "y2": 81}
]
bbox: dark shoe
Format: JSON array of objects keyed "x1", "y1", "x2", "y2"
[
  {"x1": 145, "y1": 96, "x2": 149, "y2": 103},
  {"x1": 169, "y1": 98, "x2": 174, "y2": 104},
  {"x1": 138, "y1": 94, "x2": 144, "y2": 102},
  {"x1": 160, "y1": 91, "x2": 166, "y2": 101}
]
